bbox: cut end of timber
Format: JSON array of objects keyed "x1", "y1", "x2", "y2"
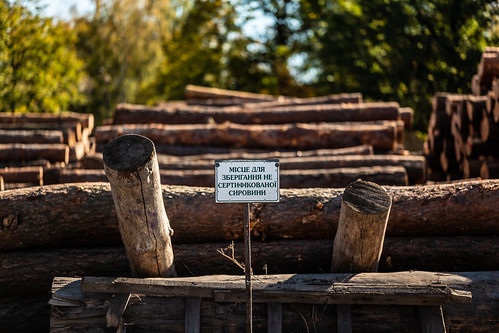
[
  {"x1": 103, "y1": 134, "x2": 155, "y2": 172},
  {"x1": 343, "y1": 180, "x2": 391, "y2": 214}
]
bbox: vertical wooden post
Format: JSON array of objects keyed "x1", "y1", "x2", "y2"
[
  {"x1": 244, "y1": 202, "x2": 253, "y2": 333},
  {"x1": 331, "y1": 180, "x2": 392, "y2": 333},
  {"x1": 103, "y1": 134, "x2": 176, "y2": 278},
  {"x1": 331, "y1": 180, "x2": 392, "y2": 273}
]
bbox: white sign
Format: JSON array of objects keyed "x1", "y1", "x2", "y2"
[{"x1": 215, "y1": 160, "x2": 280, "y2": 203}]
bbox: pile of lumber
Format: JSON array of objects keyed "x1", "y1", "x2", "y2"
[
  {"x1": 0, "y1": 179, "x2": 498, "y2": 331},
  {"x1": 84, "y1": 84, "x2": 423, "y2": 187},
  {"x1": 0, "y1": 112, "x2": 95, "y2": 189},
  {"x1": 426, "y1": 48, "x2": 499, "y2": 181}
]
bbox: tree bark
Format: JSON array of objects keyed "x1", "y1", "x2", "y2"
[
  {"x1": 94, "y1": 122, "x2": 398, "y2": 151},
  {"x1": 331, "y1": 181, "x2": 392, "y2": 273},
  {"x1": 1, "y1": 180, "x2": 499, "y2": 250},
  {"x1": 243, "y1": 92, "x2": 362, "y2": 109},
  {"x1": 112, "y1": 102, "x2": 400, "y2": 125},
  {"x1": 1, "y1": 237, "x2": 499, "y2": 296},
  {"x1": 0, "y1": 143, "x2": 69, "y2": 164},
  {"x1": 103, "y1": 134, "x2": 176, "y2": 278},
  {"x1": 0, "y1": 129, "x2": 63, "y2": 144},
  {"x1": 0, "y1": 166, "x2": 43, "y2": 185},
  {"x1": 81, "y1": 145, "x2": 375, "y2": 169},
  {"x1": 184, "y1": 84, "x2": 276, "y2": 102},
  {"x1": 0, "y1": 111, "x2": 93, "y2": 132}
]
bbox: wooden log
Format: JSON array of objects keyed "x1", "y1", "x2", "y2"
[
  {"x1": 103, "y1": 134, "x2": 176, "y2": 278},
  {"x1": 480, "y1": 158, "x2": 499, "y2": 179},
  {"x1": 50, "y1": 271, "x2": 499, "y2": 332},
  {"x1": 465, "y1": 136, "x2": 499, "y2": 158},
  {"x1": 243, "y1": 93, "x2": 363, "y2": 109},
  {"x1": 1, "y1": 180, "x2": 499, "y2": 250},
  {"x1": 184, "y1": 84, "x2": 276, "y2": 102},
  {"x1": 0, "y1": 166, "x2": 43, "y2": 185},
  {"x1": 461, "y1": 158, "x2": 484, "y2": 179},
  {"x1": 0, "y1": 111, "x2": 93, "y2": 132},
  {"x1": 0, "y1": 176, "x2": 3, "y2": 191},
  {"x1": 477, "y1": 49, "x2": 499, "y2": 87},
  {"x1": 112, "y1": 102, "x2": 400, "y2": 125},
  {"x1": 466, "y1": 95, "x2": 487, "y2": 123},
  {"x1": 331, "y1": 181, "x2": 392, "y2": 273},
  {"x1": 480, "y1": 110, "x2": 499, "y2": 142},
  {"x1": 81, "y1": 145, "x2": 375, "y2": 169},
  {"x1": 399, "y1": 107, "x2": 413, "y2": 128},
  {"x1": 0, "y1": 143, "x2": 69, "y2": 164},
  {"x1": 89, "y1": 154, "x2": 421, "y2": 184},
  {"x1": 1, "y1": 236, "x2": 498, "y2": 297},
  {"x1": 0, "y1": 121, "x2": 80, "y2": 147},
  {"x1": 280, "y1": 166, "x2": 408, "y2": 187},
  {"x1": 94, "y1": 122, "x2": 398, "y2": 151},
  {"x1": 0, "y1": 129, "x2": 63, "y2": 144}
]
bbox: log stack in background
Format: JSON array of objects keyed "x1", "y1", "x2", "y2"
[
  {"x1": 426, "y1": 48, "x2": 499, "y2": 181},
  {"x1": 86, "y1": 84, "x2": 421, "y2": 187},
  {"x1": 0, "y1": 112, "x2": 95, "y2": 189}
]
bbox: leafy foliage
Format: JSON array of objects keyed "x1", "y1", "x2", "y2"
[{"x1": 0, "y1": 0, "x2": 85, "y2": 113}]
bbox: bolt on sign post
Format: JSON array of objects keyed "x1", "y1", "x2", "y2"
[{"x1": 215, "y1": 160, "x2": 280, "y2": 333}]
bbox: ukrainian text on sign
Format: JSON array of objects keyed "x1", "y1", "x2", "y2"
[{"x1": 215, "y1": 160, "x2": 280, "y2": 203}]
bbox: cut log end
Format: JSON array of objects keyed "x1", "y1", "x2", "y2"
[
  {"x1": 343, "y1": 180, "x2": 392, "y2": 215},
  {"x1": 103, "y1": 134, "x2": 155, "y2": 172}
]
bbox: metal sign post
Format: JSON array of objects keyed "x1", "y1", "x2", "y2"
[{"x1": 215, "y1": 160, "x2": 280, "y2": 333}]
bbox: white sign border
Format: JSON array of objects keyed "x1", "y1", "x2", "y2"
[{"x1": 215, "y1": 159, "x2": 280, "y2": 203}]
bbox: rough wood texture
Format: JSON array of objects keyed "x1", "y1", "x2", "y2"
[
  {"x1": 49, "y1": 272, "x2": 499, "y2": 332},
  {"x1": 243, "y1": 93, "x2": 362, "y2": 109},
  {"x1": 1, "y1": 236, "x2": 499, "y2": 297},
  {"x1": 112, "y1": 102, "x2": 400, "y2": 125},
  {"x1": 331, "y1": 181, "x2": 392, "y2": 273},
  {"x1": 0, "y1": 143, "x2": 69, "y2": 164},
  {"x1": 0, "y1": 166, "x2": 43, "y2": 185},
  {"x1": 94, "y1": 122, "x2": 398, "y2": 151},
  {"x1": 0, "y1": 111, "x2": 93, "y2": 134},
  {"x1": 0, "y1": 129, "x2": 63, "y2": 144},
  {"x1": 81, "y1": 145, "x2": 375, "y2": 169},
  {"x1": 103, "y1": 134, "x2": 176, "y2": 278},
  {"x1": 1, "y1": 180, "x2": 499, "y2": 250},
  {"x1": 80, "y1": 272, "x2": 471, "y2": 305},
  {"x1": 185, "y1": 84, "x2": 276, "y2": 102}
]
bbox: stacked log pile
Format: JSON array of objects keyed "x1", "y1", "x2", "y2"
[
  {"x1": 0, "y1": 179, "x2": 498, "y2": 331},
  {"x1": 0, "y1": 112, "x2": 95, "y2": 189},
  {"x1": 85, "y1": 84, "x2": 422, "y2": 187},
  {"x1": 426, "y1": 48, "x2": 499, "y2": 181}
]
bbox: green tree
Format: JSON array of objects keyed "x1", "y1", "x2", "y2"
[
  {"x1": 0, "y1": 0, "x2": 85, "y2": 113},
  {"x1": 72, "y1": 0, "x2": 184, "y2": 123},
  {"x1": 297, "y1": 0, "x2": 499, "y2": 130}
]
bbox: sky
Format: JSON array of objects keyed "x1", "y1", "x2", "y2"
[{"x1": 37, "y1": 0, "x2": 95, "y2": 19}]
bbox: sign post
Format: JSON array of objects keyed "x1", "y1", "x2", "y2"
[{"x1": 215, "y1": 160, "x2": 280, "y2": 333}]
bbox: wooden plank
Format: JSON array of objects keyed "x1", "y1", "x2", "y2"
[
  {"x1": 185, "y1": 297, "x2": 200, "y2": 333},
  {"x1": 267, "y1": 302, "x2": 282, "y2": 333},
  {"x1": 337, "y1": 304, "x2": 352, "y2": 333},
  {"x1": 81, "y1": 275, "x2": 471, "y2": 306},
  {"x1": 418, "y1": 306, "x2": 446, "y2": 333}
]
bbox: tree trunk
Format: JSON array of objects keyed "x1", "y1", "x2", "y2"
[
  {"x1": 0, "y1": 111, "x2": 93, "y2": 132},
  {"x1": 1, "y1": 180, "x2": 499, "y2": 250},
  {"x1": 103, "y1": 134, "x2": 176, "y2": 278},
  {"x1": 184, "y1": 84, "x2": 276, "y2": 102},
  {"x1": 331, "y1": 181, "x2": 392, "y2": 273},
  {"x1": 112, "y1": 102, "x2": 400, "y2": 125},
  {"x1": 81, "y1": 145, "x2": 375, "y2": 169},
  {"x1": 0, "y1": 166, "x2": 43, "y2": 185},
  {"x1": 0, "y1": 143, "x2": 69, "y2": 164},
  {"x1": 1, "y1": 237, "x2": 498, "y2": 296},
  {"x1": 94, "y1": 122, "x2": 398, "y2": 151},
  {"x1": 0, "y1": 129, "x2": 63, "y2": 144},
  {"x1": 243, "y1": 92, "x2": 363, "y2": 109}
]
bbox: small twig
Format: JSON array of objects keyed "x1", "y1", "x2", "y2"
[{"x1": 292, "y1": 304, "x2": 310, "y2": 333}]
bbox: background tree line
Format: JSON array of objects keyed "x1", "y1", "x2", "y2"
[{"x1": 1, "y1": 0, "x2": 499, "y2": 131}]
